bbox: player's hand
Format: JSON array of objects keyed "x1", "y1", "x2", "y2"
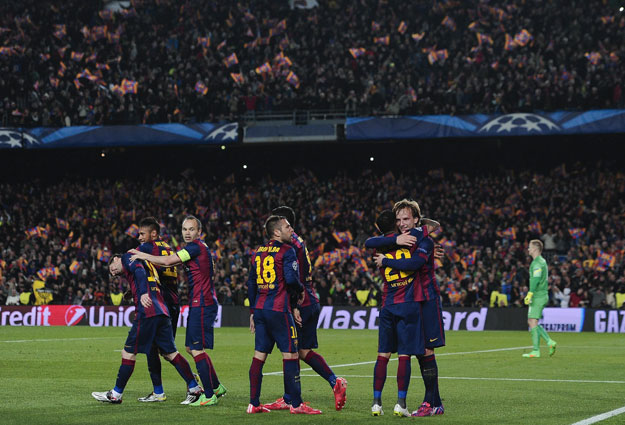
[
  {"x1": 374, "y1": 253, "x2": 386, "y2": 267},
  {"x1": 293, "y1": 308, "x2": 302, "y2": 327},
  {"x1": 396, "y1": 233, "x2": 416, "y2": 246},
  {"x1": 140, "y1": 293, "x2": 152, "y2": 308},
  {"x1": 128, "y1": 249, "x2": 146, "y2": 263},
  {"x1": 298, "y1": 290, "x2": 305, "y2": 304},
  {"x1": 249, "y1": 314, "x2": 255, "y2": 334},
  {"x1": 434, "y1": 244, "x2": 445, "y2": 259},
  {"x1": 524, "y1": 291, "x2": 533, "y2": 305}
]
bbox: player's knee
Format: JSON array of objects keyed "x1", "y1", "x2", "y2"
[
  {"x1": 162, "y1": 351, "x2": 177, "y2": 361},
  {"x1": 282, "y1": 351, "x2": 299, "y2": 360},
  {"x1": 121, "y1": 349, "x2": 136, "y2": 361},
  {"x1": 185, "y1": 346, "x2": 192, "y2": 355},
  {"x1": 299, "y1": 349, "x2": 310, "y2": 360},
  {"x1": 378, "y1": 352, "x2": 391, "y2": 359}
]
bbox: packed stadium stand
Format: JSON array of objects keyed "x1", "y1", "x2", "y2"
[
  {"x1": 1, "y1": 0, "x2": 624, "y2": 127},
  {"x1": 1, "y1": 137, "x2": 624, "y2": 309},
  {"x1": 1, "y1": 0, "x2": 624, "y2": 309}
]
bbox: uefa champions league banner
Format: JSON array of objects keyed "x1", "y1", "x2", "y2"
[
  {"x1": 0, "y1": 122, "x2": 240, "y2": 149},
  {"x1": 346, "y1": 110, "x2": 625, "y2": 140}
]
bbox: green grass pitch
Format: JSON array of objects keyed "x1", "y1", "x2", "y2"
[{"x1": 1, "y1": 327, "x2": 624, "y2": 424}]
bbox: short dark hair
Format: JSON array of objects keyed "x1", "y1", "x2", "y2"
[
  {"x1": 271, "y1": 206, "x2": 295, "y2": 226},
  {"x1": 375, "y1": 210, "x2": 396, "y2": 235},
  {"x1": 265, "y1": 215, "x2": 285, "y2": 238},
  {"x1": 183, "y1": 215, "x2": 202, "y2": 231},
  {"x1": 108, "y1": 253, "x2": 123, "y2": 266},
  {"x1": 139, "y1": 217, "x2": 160, "y2": 234}
]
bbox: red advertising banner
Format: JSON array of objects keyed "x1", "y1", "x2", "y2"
[{"x1": 0, "y1": 305, "x2": 221, "y2": 328}]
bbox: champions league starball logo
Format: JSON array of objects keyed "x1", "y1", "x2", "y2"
[
  {"x1": 478, "y1": 113, "x2": 560, "y2": 134},
  {"x1": 204, "y1": 123, "x2": 238, "y2": 141},
  {"x1": 0, "y1": 128, "x2": 41, "y2": 148}
]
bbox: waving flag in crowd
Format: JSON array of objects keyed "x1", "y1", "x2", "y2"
[
  {"x1": 349, "y1": 48, "x2": 365, "y2": 59},
  {"x1": 441, "y1": 16, "x2": 456, "y2": 31},
  {"x1": 374, "y1": 36, "x2": 390, "y2": 45},
  {"x1": 568, "y1": 228, "x2": 586, "y2": 239},
  {"x1": 125, "y1": 224, "x2": 139, "y2": 238},
  {"x1": 195, "y1": 81, "x2": 208, "y2": 95},
  {"x1": 223, "y1": 53, "x2": 239, "y2": 68}
]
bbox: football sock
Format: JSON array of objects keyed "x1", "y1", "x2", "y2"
[
  {"x1": 418, "y1": 354, "x2": 439, "y2": 405},
  {"x1": 169, "y1": 353, "x2": 198, "y2": 389},
  {"x1": 373, "y1": 355, "x2": 389, "y2": 404},
  {"x1": 304, "y1": 350, "x2": 337, "y2": 388},
  {"x1": 531, "y1": 327, "x2": 540, "y2": 351},
  {"x1": 114, "y1": 358, "x2": 135, "y2": 394},
  {"x1": 397, "y1": 356, "x2": 411, "y2": 408},
  {"x1": 205, "y1": 353, "x2": 221, "y2": 389},
  {"x1": 249, "y1": 357, "x2": 264, "y2": 407},
  {"x1": 194, "y1": 352, "x2": 215, "y2": 397},
  {"x1": 147, "y1": 345, "x2": 163, "y2": 393},
  {"x1": 536, "y1": 325, "x2": 551, "y2": 344},
  {"x1": 283, "y1": 358, "x2": 302, "y2": 408}
]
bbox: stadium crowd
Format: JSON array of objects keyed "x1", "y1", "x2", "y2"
[
  {"x1": 1, "y1": 161, "x2": 624, "y2": 309},
  {"x1": 1, "y1": 0, "x2": 625, "y2": 128}
]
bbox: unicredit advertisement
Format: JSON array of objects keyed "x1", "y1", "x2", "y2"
[{"x1": 0, "y1": 305, "x2": 221, "y2": 328}]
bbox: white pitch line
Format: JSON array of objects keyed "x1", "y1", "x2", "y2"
[
  {"x1": 570, "y1": 406, "x2": 625, "y2": 425},
  {"x1": 294, "y1": 374, "x2": 625, "y2": 385},
  {"x1": 0, "y1": 337, "x2": 119, "y2": 343},
  {"x1": 264, "y1": 345, "x2": 531, "y2": 375}
]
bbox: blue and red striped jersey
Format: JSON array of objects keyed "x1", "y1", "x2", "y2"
[
  {"x1": 121, "y1": 253, "x2": 169, "y2": 318},
  {"x1": 289, "y1": 232, "x2": 318, "y2": 307},
  {"x1": 414, "y1": 238, "x2": 439, "y2": 301},
  {"x1": 366, "y1": 227, "x2": 431, "y2": 306},
  {"x1": 138, "y1": 240, "x2": 179, "y2": 305},
  {"x1": 379, "y1": 230, "x2": 437, "y2": 302},
  {"x1": 247, "y1": 240, "x2": 302, "y2": 313},
  {"x1": 176, "y1": 239, "x2": 218, "y2": 308}
]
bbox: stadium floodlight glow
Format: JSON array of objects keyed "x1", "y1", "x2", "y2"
[
  {"x1": 221, "y1": 145, "x2": 226, "y2": 150},
  {"x1": 243, "y1": 164, "x2": 248, "y2": 169},
  {"x1": 621, "y1": 6, "x2": 624, "y2": 12},
  {"x1": 370, "y1": 156, "x2": 374, "y2": 162},
  {"x1": 100, "y1": 152, "x2": 105, "y2": 158}
]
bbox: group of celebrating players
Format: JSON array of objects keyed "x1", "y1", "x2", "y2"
[{"x1": 91, "y1": 199, "x2": 445, "y2": 417}]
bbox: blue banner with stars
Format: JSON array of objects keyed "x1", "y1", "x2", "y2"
[
  {"x1": 346, "y1": 110, "x2": 625, "y2": 140},
  {"x1": 0, "y1": 122, "x2": 239, "y2": 149}
]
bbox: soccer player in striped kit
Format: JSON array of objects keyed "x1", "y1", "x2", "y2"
[
  {"x1": 246, "y1": 215, "x2": 322, "y2": 415},
  {"x1": 130, "y1": 215, "x2": 226, "y2": 407},
  {"x1": 92, "y1": 253, "x2": 201, "y2": 404},
  {"x1": 135, "y1": 217, "x2": 182, "y2": 403},
  {"x1": 368, "y1": 200, "x2": 445, "y2": 417},
  {"x1": 260, "y1": 206, "x2": 347, "y2": 411}
]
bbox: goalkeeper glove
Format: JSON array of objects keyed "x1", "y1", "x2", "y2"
[{"x1": 524, "y1": 291, "x2": 533, "y2": 305}]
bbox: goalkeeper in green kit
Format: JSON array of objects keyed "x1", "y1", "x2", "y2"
[{"x1": 522, "y1": 239, "x2": 557, "y2": 358}]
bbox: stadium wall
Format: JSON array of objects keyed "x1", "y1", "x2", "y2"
[{"x1": 2, "y1": 306, "x2": 624, "y2": 333}]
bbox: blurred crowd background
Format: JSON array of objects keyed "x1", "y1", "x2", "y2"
[
  {"x1": 1, "y1": 0, "x2": 624, "y2": 127},
  {"x1": 2, "y1": 154, "x2": 624, "y2": 309}
]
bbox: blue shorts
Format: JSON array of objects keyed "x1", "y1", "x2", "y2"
[
  {"x1": 254, "y1": 309, "x2": 298, "y2": 354},
  {"x1": 297, "y1": 303, "x2": 320, "y2": 350},
  {"x1": 378, "y1": 302, "x2": 424, "y2": 356},
  {"x1": 421, "y1": 298, "x2": 446, "y2": 349},
  {"x1": 185, "y1": 305, "x2": 218, "y2": 351},
  {"x1": 124, "y1": 314, "x2": 177, "y2": 355}
]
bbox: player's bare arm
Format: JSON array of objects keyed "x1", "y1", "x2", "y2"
[
  {"x1": 421, "y1": 217, "x2": 440, "y2": 234},
  {"x1": 129, "y1": 248, "x2": 182, "y2": 266}
]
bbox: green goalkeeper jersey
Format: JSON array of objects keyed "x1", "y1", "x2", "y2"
[{"x1": 529, "y1": 255, "x2": 548, "y2": 296}]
